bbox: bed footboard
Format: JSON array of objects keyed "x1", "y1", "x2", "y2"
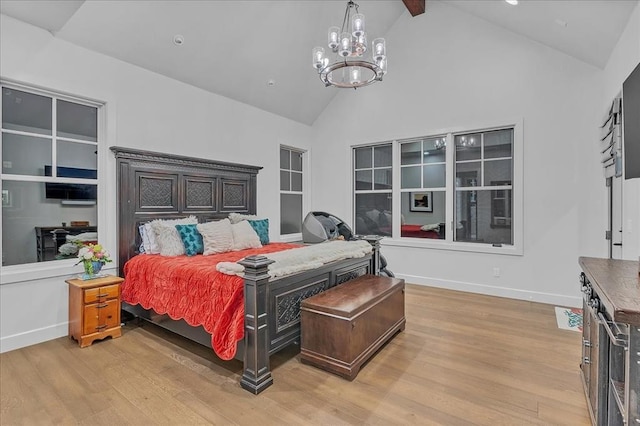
[{"x1": 239, "y1": 237, "x2": 380, "y2": 394}]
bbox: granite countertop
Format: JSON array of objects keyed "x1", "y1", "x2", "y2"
[{"x1": 579, "y1": 257, "x2": 640, "y2": 326}]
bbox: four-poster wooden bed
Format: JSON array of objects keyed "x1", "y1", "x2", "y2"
[{"x1": 111, "y1": 147, "x2": 380, "y2": 394}]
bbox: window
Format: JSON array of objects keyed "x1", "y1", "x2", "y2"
[
  {"x1": 400, "y1": 137, "x2": 447, "y2": 239},
  {"x1": 280, "y1": 147, "x2": 305, "y2": 237},
  {"x1": 454, "y1": 129, "x2": 513, "y2": 245},
  {"x1": 352, "y1": 124, "x2": 520, "y2": 253},
  {"x1": 1, "y1": 83, "x2": 100, "y2": 267},
  {"x1": 353, "y1": 143, "x2": 392, "y2": 236}
]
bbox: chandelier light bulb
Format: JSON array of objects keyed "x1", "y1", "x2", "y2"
[
  {"x1": 339, "y1": 32, "x2": 352, "y2": 57},
  {"x1": 373, "y1": 38, "x2": 386, "y2": 61},
  {"x1": 377, "y1": 57, "x2": 387, "y2": 75},
  {"x1": 352, "y1": 14, "x2": 365, "y2": 37},
  {"x1": 328, "y1": 26, "x2": 340, "y2": 49},
  {"x1": 312, "y1": 47, "x2": 326, "y2": 70},
  {"x1": 350, "y1": 67, "x2": 361, "y2": 84}
]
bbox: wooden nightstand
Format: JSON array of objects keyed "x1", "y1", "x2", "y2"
[{"x1": 66, "y1": 275, "x2": 124, "y2": 348}]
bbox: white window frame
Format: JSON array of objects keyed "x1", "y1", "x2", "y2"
[
  {"x1": 0, "y1": 79, "x2": 108, "y2": 284},
  {"x1": 353, "y1": 119, "x2": 523, "y2": 255},
  {"x1": 279, "y1": 145, "x2": 308, "y2": 242},
  {"x1": 352, "y1": 142, "x2": 393, "y2": 237}
]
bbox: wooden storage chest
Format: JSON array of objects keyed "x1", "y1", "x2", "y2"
[{"x1": 300, "y1": 274, "x2": 405, "y2": 380}]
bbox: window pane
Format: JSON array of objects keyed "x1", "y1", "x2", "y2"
[
  {"x1": 2, "y1": 88, "x2": 52, "y2": 135},
  {"x1": 484, "y1": 159, "x2": 512, "y2": 185},
  {"x1": 401, "y1": 191, "x2": 445, "y2": 239},
  {"x1": 280, "y1": 170, "x2": 290, "y2": 191},
  {"x1": 455, "y1": 190, "x2": 511, "y2": 244},
  {"x1": 355, "y1": 170, "x2": 372, "y2": 190},
  {"x1": 374, "y1": 168, "x2": 392, "y2": 190},
  {"x1": 280, "y1": 193, "x2": 302, "y2": 234},
  {"x1": 423, "y1": 164, "x2": 446, "y2": 188},
  {"x1": 401, "y1": 166, "x2": 420, "y2": 189},
  {"x1": 291, "y1": 150, "x2": 303, "y2": 172},
  {"x1": 374, "y1": 144, "x2": 392, "y2": 167},
  {"x1": 423, "y1": 137, "x2": 446, "y2": 164},
  {"x1": 280, "y1": 148, "x2": 290, "y2": 169},
  {"x1": 484, "y1": 129, "x2": 513, "y2": 159},
  {"x1": 455, "y1": 134, "x2": 481, "y2": 161},
  {"x1": 2, "y1": 133, "x2": 52, "y2": 176},
  {"x1": 355, "y1": 147, "x2": 372, "y2": 169},
  {"x1": 58, "y1": 141, "x2": 98, "y2": 172},
  {"x1": 57, "y1": 100, "x2": 97, "y2": 141},
  {"x1": 291, "y1": 171, "x2": 302, "y2": 192},
  {"x1": 2, "y1": 180, "x2": 97, "y2": 266},
  {"x1": 456, "y1": 163, "x2": 480, "y2": 187},
  {"x1": 354, "y1": 193, "x2": 391, "y2": 236},
  {"x1": 401, "y1": 142, "x2": 421, "y2": 165}
]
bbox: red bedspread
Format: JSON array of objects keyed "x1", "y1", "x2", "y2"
[
  {"x1": 122, "y1": 243, "x2": 299, "y2": 360},
  {"x1": 401, "y1": 224, "x2": 441, "y2": 239}
]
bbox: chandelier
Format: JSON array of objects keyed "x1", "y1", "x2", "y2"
[{"x1": 312, "y1": 1, "x2": 387, "y2": 89}]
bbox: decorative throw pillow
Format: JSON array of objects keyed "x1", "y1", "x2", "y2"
[
  {"x1": 175, "y1": 224, "x2": 204, "y2": 256},
  {"x1": 143, "y1": 222, "x2": 160, "y2": 254},
  {"x1": 230, "y1": 220, "x2": 262, "y2": 250},
  {"x1": 228, "y1": 212, "x2": 260, "y2": 224},
  {"x1": 247, "y1": 218, "x2": 269, "y2": 245},
  {"x1": 138, "y1": 224, "x2": 147, "y2": 254},
  {"x1": 150, "y1": 216, "x2": 198, "y2": 256},
  {"x1": 197, "y1": 219, "x2": 234, "y2": 255}
]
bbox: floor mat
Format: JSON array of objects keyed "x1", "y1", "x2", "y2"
[{"x1": 555, "y1": 307, "x2": 583, "y2": 332}]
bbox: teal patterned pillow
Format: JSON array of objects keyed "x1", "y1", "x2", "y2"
[
  {"x1": 175, "y1": 224, "x2": 204, "y2": 256},
  {"x1": 247, "y1": 219, "x2": 269, "y2": 245}
]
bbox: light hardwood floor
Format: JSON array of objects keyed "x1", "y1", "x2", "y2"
[{"x1": 0, "y1": 284, "x2": 590, "y2": 425}]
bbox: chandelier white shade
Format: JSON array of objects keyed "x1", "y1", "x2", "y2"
[{"x1": 312, "y1": 1, "x2": 387, "y2": 89}]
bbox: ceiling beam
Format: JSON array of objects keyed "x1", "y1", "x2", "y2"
[{"x1": 402, "y1": 0, "x2": 425, "y2": 17}]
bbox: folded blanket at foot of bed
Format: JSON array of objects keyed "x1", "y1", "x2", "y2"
[{"x1": 216, "y1": 239, "x2": 373, "y2": 278}]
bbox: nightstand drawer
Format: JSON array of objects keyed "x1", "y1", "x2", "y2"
[
  {"x1": 83, "y1": 299, "x2": 119, "y2": 335},
  {"x1": 84, "y1": 284, "x2": 119, "y2": 303}
]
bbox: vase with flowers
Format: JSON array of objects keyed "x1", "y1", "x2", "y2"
[{"x1": 75, "y1": 243, "x2": 112, "y2": 279}]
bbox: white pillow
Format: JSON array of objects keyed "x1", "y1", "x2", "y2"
[
  {"x1": 150, "y1": 216, "x2": 198, "y2": 256},
  {"x1": 197, "y1": 219, "x2": 234, "y2": 255},
  {"x1": 228, "y1": 212, "x2": 260, "y2": 224},
  {"x1": 230, "y1": 220, "x2": 262, "y2": 250},
  {"x1": 143, "y1": 222, "x2": 159, "y2": 254}
]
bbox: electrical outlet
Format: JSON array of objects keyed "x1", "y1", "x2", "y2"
[
  {"x1": 493, "y1": 267, "x2": 500, "y2": 277},
  {"x1": 2, "y1": 161, "x2": 11, "y2": 169}
]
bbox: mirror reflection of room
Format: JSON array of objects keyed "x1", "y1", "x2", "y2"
[{"x1": 1, "y1": 87, "x2": 98, "y2": 266}]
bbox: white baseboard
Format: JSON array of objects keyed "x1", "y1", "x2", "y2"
[
  {"x1": 397, "y1": 273, "x2": 582, "y2": 308},
  {"x1": 0, "y1": 322, "x2": 68, "y2": 354}
]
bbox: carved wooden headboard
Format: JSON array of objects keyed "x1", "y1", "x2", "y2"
[{"x1": 110, "y1": 147, "x2": 262, "y2": 275}]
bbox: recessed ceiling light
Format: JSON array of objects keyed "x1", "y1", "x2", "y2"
[
  {"x1": 267, "y1": 80, "x2": 276, "y2": 87},
  {"x1": 505, "y1": 0, "x2": 518, "y2": 5},
  {"x1": 173, "y1": 35, "x2": 185, "y2": 46}
]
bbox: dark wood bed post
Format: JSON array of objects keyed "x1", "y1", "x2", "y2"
[
  {"x1": 362, "y1": 236, "x2": 382, "y2": 275},
  {"x1": 238, "y1": 255, "x2": 275, "y2": 394}
]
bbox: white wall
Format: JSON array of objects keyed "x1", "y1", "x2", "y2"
[
  {"x1": 603, "y1": 2, "x2": 640, "y2": 261},
  {"x1": 0, "y1": 14, "x2": 313, "y2": 352},
  {"x1": 312, "y1": 2, "x2": 606, "y2": 306}
]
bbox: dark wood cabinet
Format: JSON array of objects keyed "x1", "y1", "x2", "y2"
[{"x1": 35, "y1": 226, "x2": 97, "y2": 261}]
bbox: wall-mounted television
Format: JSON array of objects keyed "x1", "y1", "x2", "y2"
[{"x1": 44, "y1": 165, "x2": 97, "y2": 200}]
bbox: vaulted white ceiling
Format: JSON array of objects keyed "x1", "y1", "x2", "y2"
[{"x1": 1, "y1": 0, "x2": 637, "y2": 125}]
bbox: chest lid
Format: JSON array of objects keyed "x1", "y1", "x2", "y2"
[{"x1": 301, "y1": 274, "x2": 404, "y2": 318}]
